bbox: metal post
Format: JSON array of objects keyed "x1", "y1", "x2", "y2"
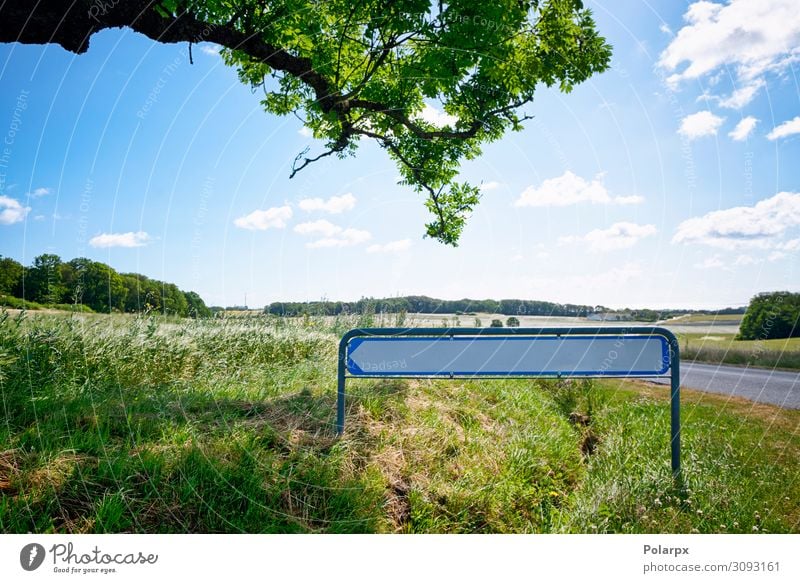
[
  {"x1": 669, "y1": 336, "x2": 681, "y2": 482},
  {"x1": 336, "y1": 333, "x2": 348, "y2": 435}
]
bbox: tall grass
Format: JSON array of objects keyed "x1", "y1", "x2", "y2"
[{"x1": 1, "y1": 311, "x2": 798, "y2": 533}]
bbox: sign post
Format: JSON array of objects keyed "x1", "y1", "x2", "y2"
[{"x1": 337, "y1": 326, "x2": 681, "y2": 481}]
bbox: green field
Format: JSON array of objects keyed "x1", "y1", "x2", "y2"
[
  {"x1": 680, "y1": 333, "x2": 800, "y2": 370},
  {"x1": 1, "y1": 311, "x2": 798, "y2": 533}
]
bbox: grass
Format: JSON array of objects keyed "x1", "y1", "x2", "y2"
[
  {"x1": 1, "y1": 311, "x2": 798, "y2": 533},
  {"x1": 0, "y1": 294, "x2": 94, "y2": 313},
  {"x1": 681, "y1": 333, "x2": 800, "y2": 370},
  {"x1": 0, "y1": 295, "x2": 47, "y2": 311}
]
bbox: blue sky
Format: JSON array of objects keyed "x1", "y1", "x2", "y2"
[{"x1": 1, "y1": 0, "x2": 799, "y2": 309}]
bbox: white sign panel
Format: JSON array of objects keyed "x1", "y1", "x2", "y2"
[{"x1": 346, "y1": 335, "x2": 670, "y2": 377}]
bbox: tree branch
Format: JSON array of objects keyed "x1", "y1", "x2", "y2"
[
  {"x1": 290, "y1": 124, "x2": 355, "y2": 178},
  {"x1": 0, "y1": 1, "x2": 341, "y2": 113}
]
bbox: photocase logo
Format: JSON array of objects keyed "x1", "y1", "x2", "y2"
[{"x1": 20, "y1": 543, "x2": 46, "y2": 571}]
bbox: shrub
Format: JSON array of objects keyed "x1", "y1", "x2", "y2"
[
  {"x1": 0, "y1": 294, "x2": 43, "y2": 310},
  {"x1": 738, "y1": 292, "x2": 800, "y2": 340}
]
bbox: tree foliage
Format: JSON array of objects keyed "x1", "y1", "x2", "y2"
[
  {"x1": 265, "y1": 295, "x2": 600, "y2": 317},
  {"x1": 0, "y1": 256, "x2": 24, "y2": 296},
  {"x1": 0, "y1": 254, "x2": 211, "y2": 317},
  {"x1": 0, "y1": 0, "x2": 611, "y2": 245},
  {"x1": 25, "y1": 254, "x2": 67, "y2": 305},
  {"x1": 738, "y1": 292, "x2": 800, "y2": 340}
]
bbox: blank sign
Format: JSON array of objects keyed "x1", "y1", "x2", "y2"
[{"x1": 346, "y1": 335, "x2": 670, "y2": 377}]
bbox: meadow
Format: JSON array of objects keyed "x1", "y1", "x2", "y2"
[
  {"x1": 1, "y1": 311, "x2": 798, "y2": 533},
  {"x1": 679, "y1": 333, "x2": 800, "y2": 370}
]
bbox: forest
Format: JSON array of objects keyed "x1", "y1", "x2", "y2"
[
  {"x1": 266, "y1": 296, "x2": 601, "y2": 317},
  {"x1": 0, "y1": 254, "x2": 210, "y2": 317}
]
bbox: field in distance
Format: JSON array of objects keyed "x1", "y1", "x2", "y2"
[
  {"x1": 400, "y1": 313, "x2": 652, "y2": 328},
  {"x1": 273, "y1": 310, "x2": 744, "y2": 336}
]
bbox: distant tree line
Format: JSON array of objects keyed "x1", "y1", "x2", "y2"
[
  {"x1": 265, "y1": 296, "x2": 601, "y2": 318},
  {"x1": 738, "y1": 292, "x2": 800, "y2": 340},
  {"x1": 0, "y1": 254, "x2": 211, "y2": 317},
  {"x1": 264, "y1": 296, "x2": 743, "y2": 321}
]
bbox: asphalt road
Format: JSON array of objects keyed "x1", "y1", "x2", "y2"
[{"x1": 651, "y1": 362, "x2": 800, "y2": 409}]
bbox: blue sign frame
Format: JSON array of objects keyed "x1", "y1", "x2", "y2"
[
  {"x1": 337, "y1": 326, "x2": 682, "y2": 481},
  {"x1": 345, "y1": 335, "x2": 670, "y2": 377}
]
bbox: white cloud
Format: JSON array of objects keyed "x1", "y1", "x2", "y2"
[
  {"x1": 659, "y1": 0, "x2": 800, "y2": 107},
  {"x1": 698, "y1": 81, "x2": 765, "y2": 110},
  {"x1": 367, "y1": 239, "x2": 412, "y2": 253},
  {"x1": 672, "y1": 192, "x2": 800, "y2": 249},
  {"x1": 718, "y1": 80, "x2": 765, "y2": 109},
  {"x1": 295, "y1": 219, "x2": 372, "y2": 248},
  {"x1": 417, "y1": 104, "x2": 458, "y2": 127},
  {"x1": 89, "y1": 231, "x2": 151, "y2": 248},
  {"x1": 767, "y1": 116, "x2": 800, "y2": 140},
  {"x1": 200, "y1": 44, "x2": 221, "y2": 56},
  {"x1": 233, "y1": 205, "x2": 292, "y2": 230},
  {"x1": 707, "y1": 71, "x2": 724, "y2": 87},
  {"x1": 298, "y1": 126, "x2": 312, "y2": 138},
  {"x1": 479, "y1": 181, "x2": 502, "y2": 192},
  {"x1": 695, "y1": 90, "x2": 714, "y2": 105},
  {"x1": 678, "y1": 111, "x2": 724, "y2": 139},
  {"x1": 0, "y1": 196, "x2": 31, "y2": 225},
  {"x1": 768, "y1": 251, "x2": 786, "y2": 262},
  {"x1": 728, "y1": 116, "x2": 758, "y2": 141},
  {"x1": 306, "y1": 228, "x2": 371, "y2": 249},
  {"x1": 298, "y1": 192, "x2": 356, "y2": 214},
  {"x1": 293, "y1": 219, "x2": 342, "y2": 238},
  {"x1": 559, "y1": 222, "x2": 657, "y2": 253},
  {"x1": 659, "y1": 23, "x2": 672, "y2": 35},
  {"x1": 514, "y1": 171, "x2": 644, "y2": 207},
  {"x1": 30, "y1": 187, "x2": 52, "y2": 198},
  {"x1": 777, "y1": 238, "x2": 800, "y2": 251},
  {"x1": 693, "y1": 254, "x2": 727, "y2": 269},
  {"x1": 734, "y1": 254, "x2": 759, "y2": 266}
]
